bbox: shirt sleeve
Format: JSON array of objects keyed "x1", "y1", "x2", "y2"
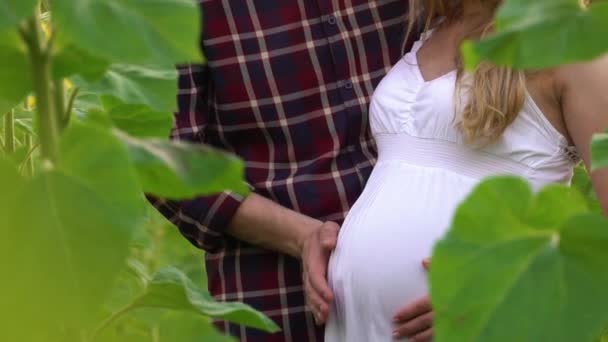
[{"x1": 147, "y1": 64, "x2": 245, "y2": 253}]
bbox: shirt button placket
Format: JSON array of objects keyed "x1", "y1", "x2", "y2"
[{"x1": 321, "y1": 9, "x2": 359, "y2": 146}]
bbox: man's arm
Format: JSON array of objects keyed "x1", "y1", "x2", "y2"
[
  {"x1": 150, "y1": 61, "x2": 338, "y2": 321},
  {"x1": 226, "y1": 193, "x2": 320, "y2": 258},
  {"x1": 148, "y1": 64, "x2": 248, "y2": 253},
  {"x1": 227, "y1": 193, "x2": 339, "y2": 323}
]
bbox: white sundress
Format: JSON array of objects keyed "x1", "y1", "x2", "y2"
[{"x1": 324, "y1": 31, "x2": 579, "y2": 342}]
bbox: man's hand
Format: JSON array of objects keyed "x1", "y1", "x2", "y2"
[
  {"x1": 300, "y1": 221, "x2": 340, "y2": 325},
  {"x1": 393, "y1": 259, "x2": 433, "y2": 341}
]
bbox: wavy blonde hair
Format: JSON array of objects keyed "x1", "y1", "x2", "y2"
[
  {"x1": 407, "y1": 0, "x2": 526, "y2": 145},
  {"x1": 407, "y1": 0, "x2": 599, "y2": 144}
]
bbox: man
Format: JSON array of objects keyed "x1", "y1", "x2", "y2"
[{"x1": 152, "y1": 1, "x2": 413, "y2": 340}]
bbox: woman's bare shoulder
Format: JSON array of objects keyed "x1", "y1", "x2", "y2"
[{"x1": 555, "y1": 53, "x2": 608, "y2": 91}]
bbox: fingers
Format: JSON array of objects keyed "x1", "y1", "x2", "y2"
[
  {"x1": 303, "y1": 272, "x2": 330, "y2": 324},
  {"x1": 393, "y1": 311, "x2": 433, "y2": 339},
  {"x1": 320, "y1": 222, "x2": 340, "y2": 249},
  {"x1": 302, "y1": 222, "x2": 340, "y2": 325},
  {"x1": 411, "y1": 328, "x2": 433, "y2": 342},
  {"x1": 308, "y1": 256, "x2": 334, "y2": 302},
  {"x1": 394, "y1": 295, "x2": 432, "y2": 323},
  {"x1": 422, "y1": 258, "x2": 431, "y2": 271},
  {"x1": 308, "y1": 224, "x2": 337, "y2": 303}
]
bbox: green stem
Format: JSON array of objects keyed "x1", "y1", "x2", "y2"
[
  {"x1": 63, "y1": 87, "x2": 79, "y2": 128},
  {"x1": 22, "y1": 135, "x2": 36, "y2": 177},
  {"x1": 26, "y1": 15, "x2": 59, "y2": 163},
  {"x1": 89, "y1": 301, "x2": 139, "y2": 341},
  {"x1": 152, "y1": 326, "x2": 160, "y2": 342},
  {"x1": 3, "y1": 110, "x2": 15, "y2": 154}
]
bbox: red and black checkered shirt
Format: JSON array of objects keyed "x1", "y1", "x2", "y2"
[{"x1": 152, "y1": 1, "x2": 410, "y2": 341}]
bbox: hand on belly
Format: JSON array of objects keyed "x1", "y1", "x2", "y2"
[{"x1": 392, "y1": 259, "x2": 434, "y2": 342}]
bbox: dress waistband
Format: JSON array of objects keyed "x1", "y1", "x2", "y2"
[{"x1": 374, "y1": 133, "x2": 540, "y2": 186}]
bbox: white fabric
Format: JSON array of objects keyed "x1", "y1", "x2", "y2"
[{"x1": 325, "y1": 32, "x2": 578, "y2": 342}]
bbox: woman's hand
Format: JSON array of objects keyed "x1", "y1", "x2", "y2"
[
  {"x1": 392, "y1": 259, "x2": 434, "y2": 341},
  {"x1": 300, "y1": 221, "x2": 340, "y2": 325}
]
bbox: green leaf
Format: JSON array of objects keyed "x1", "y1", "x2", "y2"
[
  {"x1": 72, "y1": 91, "x2": 104, "y2": 116},
  {"x1": 6, "y1": 145, "x2": 30, "y2": 165},
  {"x1": 464, "y1": 0, "x2": 608, "y2": 69},
  {"x1": 15, "y1": 118, "x2": 34, "y2": 136},
  {"x1": 0, "y1": 108, "x2": 35, "y2": 141},
  {"x1": 74, "y1": 64, "x2": 178, "y2": 113},
  {"x1": 571, "y1": 165, "x2": 601, "y2": 213},
  {"x1": 0, "y1": 30, "x2": 31, "y2": 114},
  {"x1": 95, "y1": 311, "x2": 235, "y2": 342},
  {"x1": 60, "y1": 121, "x2": 146, "y2": 218},
  {"x1": 116, "y1": 131, "x2": 249, "y2": 198},
  {"x1": 131, "y1": 267, "x2": 280, "y2": 333},
  {"x1": 460, "y1": 40, "x2": 481, "y2": 72},
  {"x1": 101, "y1": 96, "x2": 173, "y2": 138},
  {"x1": 431, "y1": 177, "x2": 608, "y2": 342},
  {"x1": 602, "y1": 328, "x2": 608, "y2": 342},
  {"x1": 0, "y1": 122, "x2": 146, "y2": 340},
  {"x1": 0, "y1": 0, "x2": 37, "y2": 30},
  {"x1": 53, "y1": 0, "x2": 202, "y2": 66},
  {"x1": 592, "y1": 132, "x2": 608, "y2": 170},
  {"x1": 54, "y1": 44, "x2": 110, "y2": 81},
  {"x1": 0, "y1": 157, "x2": 23, "y2": 210},
  {"x1": 155, "y1": 312, "x2": 235, "y2": 342}
]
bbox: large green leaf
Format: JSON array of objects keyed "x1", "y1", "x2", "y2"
[
  {"x1": 73, "y1": 64, "x2": 178, "y2": 113},
  {"x1": 101, "y1": 96, "x2": 173, "y2": 138},
  {"x1": 0, "y1": 0, "x2": 37, "y2": 30},
  {"x1": 571, "y1": 165, "x2": 601, "y2": 213},
  {"x1": 72, "y1": 91, "x2": 104, "y2": 117},
  {"x1": 54, "y1": 44, "x2": 110, "y2": 81},
  {"x1": 129, "y1": 267, "x2": 280, "y2": 333},
  {"x1": 0, "y1": 30, "x2": 31, "y2": 114},
  {"x1": 0, "y1": 157, "x2": 23, "y2": 213},
  {"x1": 53, "y1": 0, "x2": 202, "y2": 66},
  {"x1": 60, "y1": 121, "x2": 146, "y2": 217},
  {"x1": 154, "y1": 312, "x2": 235, "y2": 342},
  {"x1": 96, "y1": 311, "x2": 234, "y2": 342},
  {"x1": 116, "y1": 131, "x2": 249, "y2": 198},
  {"x1": 0, "y1": 122, "x2": 146, "y2": 340},
  {"x1": 431, "y1": 177, "x2": 608, "y2": 342},
  {"x1": 592, "y1": 132, "x2": 608, "y2": 170},
  {"x1": 462, "y1": 0, "x2": 608, "y2": 69}
]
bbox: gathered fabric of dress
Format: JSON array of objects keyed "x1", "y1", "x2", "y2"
[{"x1": 324, "y1": 30, "x2": 580, "y2": 342}]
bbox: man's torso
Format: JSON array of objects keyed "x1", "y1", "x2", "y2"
[{"x1": 188, "y1": 1, "x2": 409, "y2": 340}]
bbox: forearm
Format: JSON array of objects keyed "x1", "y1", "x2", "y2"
[{"x1": 226, "y1": 193, "x2": 322, "y2": 258}]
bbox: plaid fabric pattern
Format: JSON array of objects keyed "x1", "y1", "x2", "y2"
[{"x1": 151, "y1": 1, "x2": 410, "y2": 341}]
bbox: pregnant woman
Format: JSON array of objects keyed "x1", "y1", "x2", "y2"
[{"x1": 320, "y1": 0, "x2": 608, "y2": 341}]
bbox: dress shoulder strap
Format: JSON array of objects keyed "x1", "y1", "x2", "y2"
[{"x1": 409, "y1": 25, "x2": 439, "y2": 54}]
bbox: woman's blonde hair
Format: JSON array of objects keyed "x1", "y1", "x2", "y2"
[
  {"x1": 408, "y1": 0, "x2": 600, "y2": 144},
  {"x1": 407, "y1": 0, "x2": 526, "y2": 145}
]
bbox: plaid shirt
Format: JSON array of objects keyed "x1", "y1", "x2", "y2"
[{"x1": 152, "y1": 1, "x2": 409, "y2": 341}]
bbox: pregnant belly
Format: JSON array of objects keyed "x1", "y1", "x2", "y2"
[{"x1": 328, "y1": 162, "x2": 477, "y2": 334}]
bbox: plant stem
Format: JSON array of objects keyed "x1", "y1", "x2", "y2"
[
  {"x1": 64, "y1": 87, "x2": 79, "y2": 128},
  {"x1": 152, "y1": 326, "x2": 160, "y2": 342},
  {"x1": 89, "y1": 301, "x2": 140, "y2": 341},
  {"x1": 3, "y1": 110, "x2": 15, "y2": 154},
  {"x1": 22, "y1": 135, "x2": 36, "y2": 177},
  {"x1": 26, "y1": 14, "x2": 59, "y2": 163}
]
